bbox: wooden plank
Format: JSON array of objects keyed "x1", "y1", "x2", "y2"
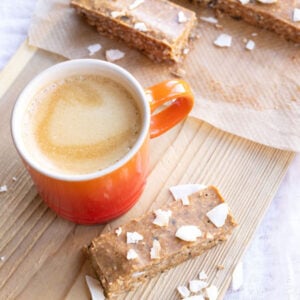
[{"x1": 0, "y1": 41, "x2": 294, "y2": 299}]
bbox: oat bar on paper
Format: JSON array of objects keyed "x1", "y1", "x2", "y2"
[
  {"x1": 86, "y1": 186, "x2": 237, "y2": 298},
  {"x1": 71, "y1": 0, "x2": 197, "y2": 63}
]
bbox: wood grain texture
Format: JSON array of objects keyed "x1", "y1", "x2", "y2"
[{"x1": 0, "y1": 43, "x2": 295, "y2": 299}]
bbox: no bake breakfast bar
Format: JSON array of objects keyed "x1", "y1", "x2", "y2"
[
  {"x1": 86, "y1": 186, "x2": 237, "y2": 298},
  {"x1": 71, "y1": 0, "x2": 197, "y2": 63}
]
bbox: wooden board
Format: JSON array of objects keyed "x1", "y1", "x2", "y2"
[{"x1": 0, "y1": 42, "x2": 295, "y2": 300}]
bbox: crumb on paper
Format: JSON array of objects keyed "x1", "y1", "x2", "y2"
[
  {"x1": 293, "y1": 8, "x2": 300, "y2": 22},
  {"x1": 0, "y1": 185, "x2": 7, "y2": 193},
  {"x1": 216, "y1": 264, "x2": 225, "y2": 270},
  {"x1": 178, "y1": 11, "x2": 188, "y2": 23},
  {"x1": 105, "y1": 49, "x2": 125, "y2": 62},
  {"x1": 175, "y1": 225, "x2": 202, "y2": 242},
  {"x1": 206, "y1": 203, "x2": 229, "y2": 228},
  {"x1": 214, "y1": 34, "x2": 232, "y2": 48},
  {"x1": 134, "y1": 22, "x2": 147, "y2": 32},
  {"x1": 129, "y1": 0, "x2": 144, "y2": 10},
  {"x1": 126, "y1": 231, "x2": 143, "y2": 244},
  {"x1": 87, "y1": 43, "x2": 102, "y2": 56},
  {"x1": 231, "y1": 261, "x2": 243, "y2": 291},
  {"x1": 12, "y1": 177, "x2": 17, "y2": 182},
  {"x1": 115, "y1": 227, "x2": 122, "y2": 236},
  {"x1": 85, "y1": 275, "x2": 105, "y2": 300},
  {"x1": 170, "y1": 66, "x2": 186, "y2": 78},
  {"x1": 246, "y1": 40, "x2": 255, "y2": 50},
  {"x1": 127, "y1": 249, "x2": 138, "y2": 260},
  {"x1": 199, "y1": 16, "x2": 218, "y2": 24}
]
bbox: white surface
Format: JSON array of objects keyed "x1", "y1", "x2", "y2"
[{"x1": 1, "y1": 0, "x2": 300, "y2": 299}]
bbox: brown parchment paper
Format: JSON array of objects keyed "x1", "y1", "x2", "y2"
[{"x1": 28, "y1": 0, "x2": 300, "y2": 151}]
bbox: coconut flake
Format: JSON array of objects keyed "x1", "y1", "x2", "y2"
[
  {"x1": 177, "y1": 285, "x2": 191, "y2": 298},
  {"x1": 115, "y1": 227, "x2": 122, "y2": 236},
  {"x1": 238, "y1": 0, "x2": 250, "y2": 4},
  {"x1": 205, "y1": 285, "x2": 218, "y2": 300},
  {"x1": 0, "y1": 185, "x2": 7, "y2": 193},
  {"x1": 129, "y1": 0, "x2": 144, "y2": 10},
  {"x1": 200, "y1": 16, "x2": 218, "y2": 24},
  {"x1": 189, "y1": 280, "x2": 208, "y2": 293},
  {"x1": 132, "y1": 271, "x2": 145, "y2": 278},
  {"x1": 257, "y1": 0, "x2": 277, "y2": 3},
  {"x1": 206, "y1": 203, "x2": 229, "y2": 228},
  {"x1": 111, "y1": 11, "x2": 124, "y2": 18},
  {"x1": 87, "y1": 43, "x2": 102, "y2": 56},
  {"x1": 293, "y1": 8, "x2": 300, "y2": 22},
  {"x1": 169, "y1": 184, "x2": 207, "y2": 201},
  {"x1": 214, "y1": 34, "x2": 232, "y2": 48},
  {"x1": 85, "y1": 275, "x2": 105, "y2": 300},
  {"x1": 178, "y1": 11, "x2": 188, "y2": 23},
  {"x1": 245, "y1": 39, "x2": 255, "y2": 50},
  {"x1": 134, "y1": 22, "x2": 147, "y2": 32},
  {"x1": 105, "y1": 49, "x2": 125, "y2": 62},
  {"x1": 181, "y1": 195, "x2": 190, "y2": 206},
  {"x1": 12, "y1": 177, "x2": 17, "y2": 182},
  {"x1": 150, "y1": 239, "x2": 161, "y2": 259},
  {"x1": 199, "y1": 271, "x2": 208, "y2": 280},
  {"x1": 0, "y1": 256, "x2": 5, "y2": 262},
  {"x1": 127, "y1": 232, "x2": 144, "y2": 244},
  {"x1": 231, "y1": 261, "x2": 243, "y2": 291},
  {"x1": 175, "y1": 225, "x2": 202, "y2": 242},
  {"x1": 127, "y1": 249, "x2": 138, "y2": 260},
  {"x1": 153, "y1": 209, "x2": 172, "y2": 227}
]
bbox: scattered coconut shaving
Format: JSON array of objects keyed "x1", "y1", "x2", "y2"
[
  {"x1": 87, "y1": 43, "x2": 102, "y2": 56},
  {"x1": 177, "y1": 285, "x2": 191, "y2": 298},
  {"x1": 245, "y1": 39, "x2": 255, "y2": 50},
  {"x1": 0, "y1": 185, "x2": 7, "y2": 193},
  {"x1": 129, "y1": 0, "x2": 144, "y2": 10},
  {"x1": 205, "y1": 285, "x2": 218, "y2": 300},
  {"x1": 199, "y1": 16, "x2": 218, "y2": 24},
  {"x1": 231, "y1": 261, "x2": 243, "y2": 291},
  {"x1": 127, "y1": 249, "x2": 138, "y2": 260},
  {"x1": 127, "y1": 232, "x2": 143, "y2": 244},
  {"x1": 134, "y1": 22, "x2": 147, "y2": 32},
  {"x1": 115, "y1": 227, "x2": 122, "y2": 236},
  {"x1": 175, "y1": 225, "x2": 202, "y2": 242},
  {"x1": 293, "y1": 8, "x2": 300, "y2": 22},
  {"x1": 257, "y1": 0, "x2": 277, "y2": 3},
  {"x1": 238, "y1": 0, "x2": 250, "y2": 4},
  {"x1": 189, "y1": 280, "x2": 208, "y2": 293},
  {"x1": 178, "y1": 11, "x2": 188, "y2": 23},
  {"x1": 85, "y1": 275, "x2": 105, "y2": 300},
  {"x1": 105, "y1": 49, "x2": 125, "y2": 62},
  {"x1": 214, "y1": 34, "x2": 232, "y2": 48},
  {"x1": 169, "y1": 184, "x2": 207, "y2": 201},
  {"x1": 152, "y1": 209, "x2": 172, "y2": 227},
  {"x1": 150, "y1": 239, "x2": 161, "y2": 259},
  {"x1": 199, "y1": 271, "x2": 208, "y2": 280},
  {"x1": 206, "y1": 203, "x2": 229, "y2": 228}
]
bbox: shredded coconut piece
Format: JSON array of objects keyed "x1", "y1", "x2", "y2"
[
  {"x1": 85, "y1": 275, "x2": 105, "y2": 300},
  {"x1": 111, "y1": 11, "x2": 124, "y2": 18},
  {"x1": 178, "y1": 11, "x2": 188, "y2": 23},
  {"x1": 127, "y1": 231, "x2": 144, "y2": 244},
  {"x1": 181, "y1": 195, "x2": 190, "y2": 206},
  {"x1": 214, "y1": 34, "x2": 232, "y2": 48},
  {"x1": 105, "y1": 49, "x2": 125, "y2": 62},
  {"x1": 153, "y1": 209, "x2": 172, "y2": 227},
  {"x1": 238, "y1": 0, "x2": 250, "y2": 4},
  {"x1": 177, "y1": 285, "x2": 191, "y2": 298},
  {"x1": 231, "y1": 261, "x2": 243, "y2": 291},
  {"x1": 257, "y1": 0, "x2": 277, "y2": 3},
  {"x1": 189, "y1": 280, "x2": 208, "y2": 293},
  {"x1": 150, "y1": 239, "x2": 161, "y2": 259},
  {"x1": 175, "y1": 225, "x2": 202, "y2": 242},
  {"x1": 132, "y1": 271, "x2": 145, "y2": 278},
  {"x1": 134, "y1": 22, "x2": 147, "y2": 32},
  {"x1": 245, "y1": 39, "x2": 255, "y2": 50},
  {"x1": 0, "y1": 256, "x2": 5, "y2": 262},
  {"x1": 169, "y1": 184, "x2": 207, "y2": 201},
  {"x1": 127, "y1": 249, "x2": 138, "y2": 260},
  {"x1": 293, "y1": 8, "x2": 300, "y2": 22},
  {"x1": 12, "y1": 177, "x2": 17, "y2": 181},
  {"x1": 0, "y1": 185, "x2": 7, "y2": 193},
  {"x1": 129, "y1": 0, "x2": 144, "y2": 10},
  {"x1": 206, "y1": 203, "x2": 229, "y2": 228},
  {"x1": 205, "y1": 285, "x2": 219, "y2": 300},
  {"x1": 115, "y1": 227, "x2": 122, "y2": 236},
  {"x1": 200, "y1": 16, "x2": 218, "y2": 24},
  {"x1": 199, "y1": 271, "x2": 208, "y2": 280},
  {"x1": 87, "y1": 43, "x2": 102, "y2": 56}
]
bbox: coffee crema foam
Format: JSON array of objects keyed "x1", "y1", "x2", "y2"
[{"x1": 22, "y1": 75, "x2": 141, "y2": 175}]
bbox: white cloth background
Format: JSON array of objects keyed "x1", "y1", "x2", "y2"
[{"x1": 1, "y1": 1, "x2": 300, "y2": 299}]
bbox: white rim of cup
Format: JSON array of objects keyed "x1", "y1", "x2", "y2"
[{"x1": 11, "y1": 59, "x2": 150, "y2": 182}]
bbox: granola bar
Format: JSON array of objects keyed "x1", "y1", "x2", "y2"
[
  {"x1": 71, "y1": 0, "x2": 197, "y2": 63},
  {"x1": 86, "y1": 186, "x2": 237, "y2": 298}
]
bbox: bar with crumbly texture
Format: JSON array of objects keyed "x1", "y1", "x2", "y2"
[
  {"x1": 71, "y1": 0, "x2": 197, "y2": 63},
  {"x1": 86, "y1": 186, "x2": 237, "y2": 298},
  {"x1": 199, "y1": 0, "x2": 300, "y2": 43}
]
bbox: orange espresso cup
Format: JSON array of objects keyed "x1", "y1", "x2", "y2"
[{"x1": 11, "y1": 59, "x2": 194, "y2": 224}]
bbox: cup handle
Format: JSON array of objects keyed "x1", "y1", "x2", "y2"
[{"x1": 145, "y1": 79, "x2": 194, "y2": 138}]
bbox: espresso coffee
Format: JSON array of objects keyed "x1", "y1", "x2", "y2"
[{"x1": 22, "y1": 74, "x2": 141, "y2": 175}]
